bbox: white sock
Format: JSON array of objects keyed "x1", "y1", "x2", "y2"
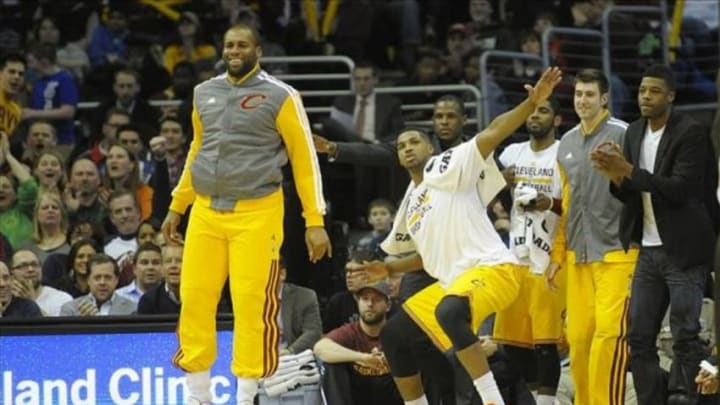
[
  {"x1": 537, "y1": 394, "x2": 556, "y2": 405},
  {"x1": 472, "y1": 372, "x2": 505, "y2": 405},
  {"x1": 404, "y1": 394, "x2": 429, "y2": 405},
  {"x1": 236, "y1": 376, "x2": 258, "y2": 402},
  {"x1": 186, "y1": 370, "x2": 212, "y2": 402}
]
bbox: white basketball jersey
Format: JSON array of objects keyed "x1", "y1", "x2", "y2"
[
  {"x1": 402, "y1": 140, "x2": 518, "y2": 287},
  {"x1": 499, "y1": 141, "x2": 562, "y2": 266}
]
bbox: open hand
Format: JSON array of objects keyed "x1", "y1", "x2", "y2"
[
  {"x1": 525, "y1": 67, "x2": 563, "y2": 105},
  {"x1": 346, "y1": 260, "x2": 389, "y2": 283}
]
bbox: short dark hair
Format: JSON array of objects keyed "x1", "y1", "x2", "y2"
[
  {"x1": 114, "y1": 68, "x2": 141, "y2": 85},
  {"x1": 115, "y1": 123, "x2": 143, "y2": 144},
  {"x1": 225, "y1": 23, "x2": 262, "y2": 47},
  {"x1": 545, "y1": 97, "x2": 562, "y2": 115},
  {"x1": 87, "y1": 253, "x2": 119, "y2": 277},
  {"x1": 353, "y1": 60, "x2": 377, "y2": 75},
  {"x1": 107, "y1": 188, "x2": 138, "y2": 209},
  {"x1": 641, "y1": 64, "x2": 676, "y2": 91},
  {"x1": 435, "y1": 94, "x2": 465, "y2": 115},
  {"x1": 574, "y1": 68, "x2": 609, "y2": 94},
  {"x1": 368, "y1": 198, "x2": 397, "y2": 215},
  {"x1": 0, "y1": 52, "x2": 26, "y2": 70},
  {"x1": 133, "y1": 242, "x2": 161, "y2": 264},
  {"x1": 66, "y1": 238, "x2": 98, "y2": 271},
  {"x1": 396, "y1": 127, "x2": 433, "y2": 144},
  {"x1": 104, "y1": 107, "x2": 130, "y2": 124},
  {"x1": 159, "y1": 115, "x2": 183, "y2": 129}
]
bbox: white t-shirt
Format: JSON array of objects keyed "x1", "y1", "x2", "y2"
[
  {"x1": 104, "y1": 236, "x2": 138, "y2": 263},
  {"x1": 36, "y1": 286, "x2": 73, "y2": 316},
  {"x1": 401, "y1": 140, "x2": 518, "y2": 287},
  {"x1": 499, "y1": 141, "x2": 562, "y2": 265},
  {"x1": 638, "y1": 125, "x2": 664, "y2": 247}
]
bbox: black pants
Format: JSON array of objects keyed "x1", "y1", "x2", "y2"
[{"x1": 628, "y1": 247, "x2": 708, "y2": 404}]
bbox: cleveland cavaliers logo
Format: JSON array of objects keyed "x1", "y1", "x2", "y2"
[{"x1": 240, "y1": 94, "x2": 267, "y2": 109}]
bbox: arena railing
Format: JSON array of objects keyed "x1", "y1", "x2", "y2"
[
  {"x1": 479, "y1": 50, "x2": 547, "y2": 128},
  {"x1": 80, "y1": 85, "x2": 485, "y2": 132}
]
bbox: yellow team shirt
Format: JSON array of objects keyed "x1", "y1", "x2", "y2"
[{"x1": 0, "y1": 90, "x2": 21, "y2": 136}]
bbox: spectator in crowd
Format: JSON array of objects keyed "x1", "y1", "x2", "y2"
[
  {"x1": 163, "y1": 11, "x2": 217, "y2": 74},
  {"x1": 591, "y1": 64, "x2": 717, "y2": 405},
  {"x1": 21, "y1": 120, "x2": 57, "y2": 169},
  {"x1": 103, "y1": 144, "x2": 153, "y2": 220},
  {"x1": 151, "y1": 62, "x2": 197, "y2": 121},
  {"x1": 462, "y1": 48, "x2": 509, "y2": 123},
  {"x1": 353, "y1": 199, "x2": 396, "y2": 258},
  {"x1": 324, "y1": 61, "x2": 404, "y2": 224},
  {"x1": 493, "y1": 98, "x2": 564, "y2": 405},
  {"x1": 314, "y1": 280, "x2": 404, "y2": 405},
  {"x1": 94, "y1": 68, "x2": 160, "y2": 136},
  {"x1": 137, "y1": 218, "x2": 161, "y2": 246},
  {"x1": 24, "y1": 42, "x2": 79, "y2": 151},
  {"x1": 33, "y1": 150, "x2": 66, "y2": 196},
  {"x1": 60, "y1": 253, "x2": 136, "y2": 316},
  {"x1": 33, "y1": 15, "x2": 90, "y2": 82},
  {"x1": 546, "y1": 68, "x2": 637, "y2": 405},
  {"x1": 104, "y1": 189, "x2": 141, "y2": 286},
  {"x1": 0, "y1": 52, "x2": 24, "y2": 138},
  {"x1": 323, "y1": 251, "x2": 373, "y2": 333},
  {"x1": 278, "y1": 257, "x2": 322, "y2": 355},
  {"x1": 0, "y1": 234, "x2": 12, "y2": 263},
  {"x1": 64, "y1": 158, "x2": 106, "y2": 232},
  {"x1": 401, "y1": 49, "x2": 453, "y2": 116},
  {"x1": 444, "y1": 23, "x2": 473, "y2": 82},
  {"x1": 117, "y1": 242, "x2": 162, "y2": 304},
  {"x1": 464, "y1": 0, "x2": 513, "y2": 53},
  {"x1": 52, "y1": 238, "x2": 97, "y2": 298},
  {"x1": 86, "y1": 108, "x2": 130, "y2": 165},
  {"x1": 67, "y1": 219, "x2": 105, "y2": 248},
  {"x1": 0, "y1": 134, "x2": 38, "y2": 249},
  {"x1": 157, "y1": 116, "x2": 187, "y2": 190},
  {"x1": 10, "y1": 248, "x2": 72, "y2": 316},
  {"x1": 23, "y1": 192, "x2": 70, "y2": 262},
  {"x1": 116, "y1": 123, "x2": 153, "y2": 184},
  {"x1": 327, "y1": 62, "x2": 403, "y2": 145},
  {"x1": 87, "y1": 7, "x2": 128, "y2": 67},
  {"x1": 137, "y1": 243, "x2": 182, "y2": 315},
  {"x1": 0, "y1": 261, "x2": 42, "y2": 319}
]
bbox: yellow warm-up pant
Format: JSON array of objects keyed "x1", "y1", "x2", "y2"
[
  {"x1": 173, "y1": 189, "x2": 284, "y2": 378},
  {"x1": 565, "y1": 250, "x2": 637, "y2": 405}
]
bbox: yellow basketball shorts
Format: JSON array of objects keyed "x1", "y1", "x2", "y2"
[
  {"x1": 493, "y1": 266, "x2": 567, "y2": 347},
  {"x1": 403, "y1": 263, "x2": 525, "y2": 352}
]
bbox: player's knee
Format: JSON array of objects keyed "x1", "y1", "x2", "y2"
[{"x1": 435, "y1": 295, "x2": 471, "y2": 331}]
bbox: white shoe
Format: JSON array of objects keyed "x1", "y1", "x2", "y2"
[{"x1": 187, "y1": 397, "x2": 211, "y2": 405}]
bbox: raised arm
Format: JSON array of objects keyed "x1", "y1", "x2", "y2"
[{"x1": 475, "y1": 67, "x2": 562, "y2": 158}]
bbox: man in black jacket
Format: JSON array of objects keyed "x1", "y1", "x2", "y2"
[{"x1": 591, "y1": 64, "x2": 717, "y2": 405}]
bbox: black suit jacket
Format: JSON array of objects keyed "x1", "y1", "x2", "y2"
[
  {"x1": 281, "y1": 283, "x2": 322, "y2": 354},
  {"x1": 326, "y1": 93, "x2": 403, "y2": 143},
  {"x1": 611, "y1": 110, "x2": 717, "y2": 269}
]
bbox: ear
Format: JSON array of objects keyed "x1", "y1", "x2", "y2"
[
  {"x1": 256, "y1": 46, "x2": 263, "y2": 58},
  {"x1": 667, "y1": 90, "x2": 675, "y2": 104},
  {"x1": 553, "y1": 114, "x2": 563, "y2": 128},
  {"x1": 600, "y1": 92, "x2": 609, "y2": 108}
]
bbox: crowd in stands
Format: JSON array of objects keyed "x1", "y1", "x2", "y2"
[{"x1": 0, "y1": 1, "x2": 719, "y2": 404}]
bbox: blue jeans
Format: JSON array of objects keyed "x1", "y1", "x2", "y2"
[{"x1": 628, "y1": 247, "x2": 708, "y2": 404}]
